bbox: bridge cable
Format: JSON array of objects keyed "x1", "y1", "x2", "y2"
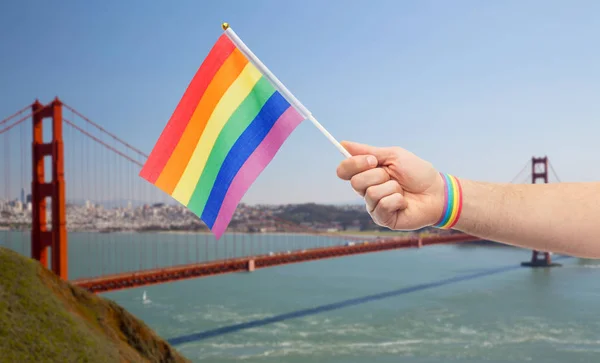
[
  {"x1": 0, "y1": 104, "x2": 30, "y2": 127},
  {"x1": 519, "y1": 173, "x2": 533, "y2": 184},
  {"x1": 0, "y1": 110, "x2": 40, "y2": 136},
  {"x1": 63, "y1": 118, "x2": 144, "y2": 167},
  {"x1": 0, "y1": 104, "x2": 53, "y2": 136},
  {"x1": 548, "y1": 160, "x2": 562, "y2": 183},
  {"x1": 509, "y1": 159, "x2": 531, "y2": 184},
  {"x1": 62, "y1": 103, "x2": 148, "y2": 159}
]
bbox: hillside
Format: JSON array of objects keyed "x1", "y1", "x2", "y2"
[
  {"x1": 272, "y1": 203, "x2": 442, "y2": 233},
  {"x1": 0, "y1": 247, "x2": 189, "y2": 363},
  {"x1": 273, "y1": 203, "x2": 380, "y2": 230}
]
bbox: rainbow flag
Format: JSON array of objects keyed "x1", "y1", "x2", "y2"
[{"x1": 140, "y1": 27, "x2": 305, "y2": 239}]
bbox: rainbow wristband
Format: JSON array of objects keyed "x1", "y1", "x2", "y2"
[{"x1": 433, "y1": 173, "x2": 463, "y2": 229}]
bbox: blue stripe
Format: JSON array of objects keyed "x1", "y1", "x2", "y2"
[
  {"x1": 201, "y1": 91, "x2": 290, "y2": 228},
  {"x1": 438, "y1": 174, "x2": 454, "y2": 226}
]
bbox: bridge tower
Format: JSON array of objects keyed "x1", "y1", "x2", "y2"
[
  {"x1": 521, "y1": 156, "x2": 560, "y2": 268},
  {"x1": 31, "y1": 98, "x2": 68, "y2": 279}
]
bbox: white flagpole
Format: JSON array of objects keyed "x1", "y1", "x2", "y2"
[{"x1": 221, "y1": 23, "x2": 352, "y2": 158}]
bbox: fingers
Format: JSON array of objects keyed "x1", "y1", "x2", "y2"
[
  {"x1": 364, "y1": 180, "x2": 404, "y2": 212},
  {"x1": 336, "y1": 155, "x2": 378, "y2": 180},
  {"x1": 350, "y1": 168, "x2": 390, "y2": 196},
  {"x1": 341, "y1": 141, "x2": 379, "y2": 155},
  {"x1": 341, "y1": 141, "x2": 396, "y2": 163},
  {"x1": 370, "y1": 192, "x2": 408, "y2": 227},
  {"x1": 337, "y1": 141, "x2": 399, "y2": 182}
]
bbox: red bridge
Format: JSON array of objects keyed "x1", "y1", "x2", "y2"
[{"x1": 0, "y1": 99, "x2": 562, "y2": 293}]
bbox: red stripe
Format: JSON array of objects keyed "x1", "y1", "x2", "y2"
[{"x1": 140, "y1": 34, "x2": 236, "y2": 183}]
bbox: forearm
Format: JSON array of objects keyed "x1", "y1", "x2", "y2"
[{"x1": 453, "y1": 179, "x2": 600, "y2": 258}]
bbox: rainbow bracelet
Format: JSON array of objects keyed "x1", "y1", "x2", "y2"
[{"x1": 433, "y1": 173, "x2": 463, "y2": 229}]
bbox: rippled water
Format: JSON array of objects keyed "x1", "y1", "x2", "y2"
[{"x1": 3, "y1": 231, "x2": 599, "y2": 362}]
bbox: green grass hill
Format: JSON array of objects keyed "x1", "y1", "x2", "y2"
[{"x1": 0, "y1": 247, "x2": 189, "y2": 363}]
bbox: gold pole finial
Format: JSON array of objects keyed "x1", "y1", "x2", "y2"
[{"x1": 221, "y1": 22, "x2": 229, "y2": 31}]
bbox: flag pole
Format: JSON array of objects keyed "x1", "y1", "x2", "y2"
[{"x1": 221, "y1": 22, "x2": 351, "y2": 158}]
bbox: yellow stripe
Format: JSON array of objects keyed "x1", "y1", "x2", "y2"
[
  {"x1": 154, "y1": 49, "x2": 249, "y2": 194},
  {"x1": 171, "y1": 62, "x2": 263, "y2": 204},
  {"x1": 444, "y1": 175, "x2": 460, "y2": 227}
]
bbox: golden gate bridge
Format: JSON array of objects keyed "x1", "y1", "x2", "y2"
[{"x1": 0, "y1": 98, "x2": 563, "y2": 293}]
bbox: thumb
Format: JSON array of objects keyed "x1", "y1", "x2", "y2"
[{"x1": 341, "y1": 141, "x2": 394, "y2": 163}]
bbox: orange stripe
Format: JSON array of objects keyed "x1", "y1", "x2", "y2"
[
  {"x1": 155, "y1": 48, "x2": 249, "y2": 193},
  {"x1": 139, "y1": 34, "x2": 236, "y2": 183}
]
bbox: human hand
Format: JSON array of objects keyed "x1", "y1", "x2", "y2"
[{"x1": 336, "y1": 141, "x2": 445, "y2": 230}]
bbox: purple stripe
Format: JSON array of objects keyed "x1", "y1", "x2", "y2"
[
  {"x1": 211, "y1": 106, "x2": 304, "y2": 239},
  {"x1": 433, "y1": 172, "x2": 449, "y2": 226}
]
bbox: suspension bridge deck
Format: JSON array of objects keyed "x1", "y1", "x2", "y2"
[
  {"x1": 72, "y1": 233, "x2": 481, "y2": 293},
  {"x1": 1, "y1": 99, "x2": 561, "y2": 292}
]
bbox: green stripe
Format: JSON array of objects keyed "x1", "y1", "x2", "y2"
[{"x1": 187, "y1": 76, "x2": 276, "y2": 213}]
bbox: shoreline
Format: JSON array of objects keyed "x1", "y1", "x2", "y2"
[{"x1": 0, "y1": 228, "x2": 409, "y2": 239}]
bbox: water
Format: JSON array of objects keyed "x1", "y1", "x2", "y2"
[
  {"x1": 2, "y1": 231, "x2": 600, "y2": 362},
  {"x1": 0, "y1": 230, "x2": 351, "y2": 279}
]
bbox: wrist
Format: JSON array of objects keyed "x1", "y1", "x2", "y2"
[{"x1": 432, "y1": 172, "x2": 463, "y2": 229}]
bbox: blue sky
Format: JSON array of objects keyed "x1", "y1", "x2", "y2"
[{"x1": 1, "y1": 0, "x2": 599, "y2": 205}]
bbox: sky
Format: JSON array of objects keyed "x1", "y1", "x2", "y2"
[{"x1": 1, "y1": 0, "x2": 599, "y2": 205}]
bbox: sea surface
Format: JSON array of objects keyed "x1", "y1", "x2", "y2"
[{"x1": 2, "y1": 231, "x2": 600, "y2": 363}]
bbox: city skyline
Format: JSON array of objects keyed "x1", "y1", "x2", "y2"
[
  {"x1": 1, "y1": 190, "x2": 379, "y2": 235},
  {"x1": 0, "y1": 184, "x2": 365, "y2": 208},
  {"x1": 1, "y1": 1, "x2": 599, "y2": 205}
]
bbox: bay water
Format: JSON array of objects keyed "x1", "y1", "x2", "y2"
[{"x1": 2, "y1": 231, "x2": 599, "y2": 362}]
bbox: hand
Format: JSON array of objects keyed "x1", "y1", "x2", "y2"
[{"x1": 336, "y1": 141, "x2": 446, "y2": 230}]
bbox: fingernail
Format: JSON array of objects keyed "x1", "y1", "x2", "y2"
[{"x1": 367, "y1": 155, "x2": 377, "y2": 167}]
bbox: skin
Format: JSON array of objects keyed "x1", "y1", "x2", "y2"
[{"x1": 336, "y1": 141, "x2": 600, "y2": 259}]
